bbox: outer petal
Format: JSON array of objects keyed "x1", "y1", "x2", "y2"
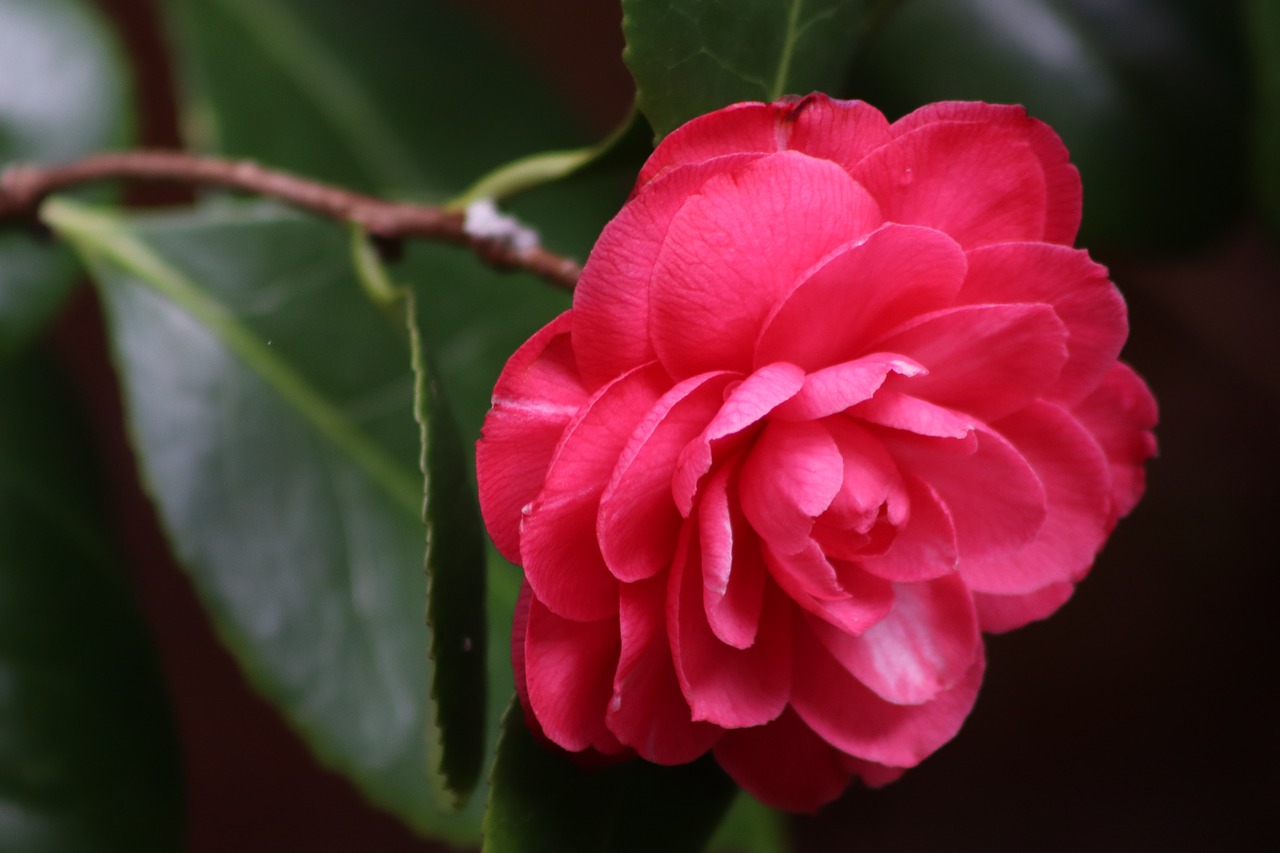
[
  {"x1": 524, "y1": 592, "x2": 623, "y2": 754},
  {"x1": 637, "y1": 94, "x2": 893, "y2": 190},
  {"x1": 649, "y1": 151, "x2": 882, "y2": 378},
  {"x1": 714, "y1": 708, "x2": 853, "y2": 813},
  {"x1": 520, "y1": 363, "x2": 667, "y2": 621},
  {"x1": 1071, "y1": 361, "x2": 1159, "y2": 524},
  {"x1": 962, "y1": 242, "x2": 1128, "y2": 405},
  {"x1": 606, "y1": 576, "x2": 722, "y2": 764},
  {"x1": 960, "y1": 402, "x2": 1111, "y2": 596},
  {"x1": 477, "y1": 313, "x2": 587, "y2": 563},
  {"x1": 792, "y1": 620, "x2": 986, "y2": 768},
  {"x1": 809, "y1": 574, "x2": 980, "y2": 706},
  {"x1": 886, "y1": 101, "x2": 1082, "y2": 244},
  {"x1": 755, "y1": 224, "x2": 967, "y2": 371},
  {"x1": 573, "y1": 152, "x2": 766, "y2": 387},
  {"x1": 598, "y1": 372, "x2": 732, "y2": 582},
  {"x1": 973, "y1": 582, "x2": 1076, "y2": 634},
  {"x1": 851, "y1": 119, "x2": 1051, "y2": 249},
  {"x1": 872, "y1": 303, "x2": 1069, "y2": 423},
  {"x1": 669, "y1": 518, "x2": 792, "y2": 729}
]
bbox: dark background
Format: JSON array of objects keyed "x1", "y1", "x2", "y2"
[{"x1": 52, "y1": 1, "x2": 1279, "y2": 850}]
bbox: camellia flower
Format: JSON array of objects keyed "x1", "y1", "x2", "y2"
[{"x1": 477, "y1": 95, "x2": 1157, "y2": 811}]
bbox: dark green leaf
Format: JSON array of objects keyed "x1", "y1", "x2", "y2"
[
  {"x1": 484, "y1": 700, "x2": 738, "y2": 853},
  {"x1": 622, "y1": 0, "x2": 878, "y2": 138},
  {"x1": 0, "y1": 348, "x2": 182, "y2": 852},
  {"x1": 43, "y1": 196, "x2": 484, "y2": 843},
  {"x1": 352, "y1": 233, "x2": 489, "y2": 805},
  {"x1": 707, "y1": 793, "x2": 789, "y2": 853},
  {"x1": 848, "y1": 0, "x2": 1249, "y2": 250},
  {"x1": 0, "y1": 0, "x2": 130, "y2": 361},
  {"x1": 168, "y1": 0, "x2": 587, "y2": 199},
  {"x1": 1247, "y1": 0, "x2": 1280, "y2": 235}
]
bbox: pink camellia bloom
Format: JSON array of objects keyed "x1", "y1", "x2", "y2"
[{"x1": 477, "y1": 95, "x2": 1157, "y2": 811}]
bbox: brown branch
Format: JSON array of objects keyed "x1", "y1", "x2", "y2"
[{"x1": 0, "y1": 150, "x2": 581, "y2": 289}]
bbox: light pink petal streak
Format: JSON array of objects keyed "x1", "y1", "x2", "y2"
[
  {"x1": 809, "y1": 574, "x2": 980, "y2": 705},
  {"x1": 792, "y1": 620, "x2": 985, "y2": 768},
  {"x1": 519, "y1": 363, "x2": 667, "y2": 621},
  {"x1": 477, "y1": 313, "x2": 586, "y2": 563},
  {"x1": 598, "y1": 372, "x2": 732, "y2": 583},
  {"x1": 755, "y1": 224, "x2": 967, "y2": 371},
  {"x1": 649, "y1": 151, "x2": 882, "y2": 378}
]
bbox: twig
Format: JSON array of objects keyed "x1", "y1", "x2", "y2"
[{"x1": 0, "y1": 150, "x2": 581, "y2": 289}]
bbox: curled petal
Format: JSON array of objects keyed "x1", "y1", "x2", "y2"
[
  {"x1": 792, "y1": 620, "x2": 985, "y2": 768},
  {"x1": 649, "y1": 151, "x2": 882, "y2": 378},
  {"x1": 699, "y1": 461, "x2": 767, "y2": 649},
  {"x1": 598, "y1": 372, "x2": 732, "y2": 582},
  {"x1": 478, "y1": 313, "x2": 587, "y2": 563},
  {"x1": 766, "y1": 545, "x2": 894, "y2": 635},
  {"x1": 669, "y1": 519, "x2": 792, "y2": 729},
  {"x1": 1071, "y1": 362, "x2": 1159, "y2": 524},
  {"x1": 740, "y1": 420, "x2": 844, "y2": 554},
  {"x1": 520, "y1": 363, "x2": 667, "y2": 620},
  {"x1": 772, "y1": 354, "x2": 925, "y2": 422},
  {"x1": 607, "y1": 577, "x2": 721, "y2": 763},
  {"x1": 859, "y1": 473, "x2": 959, "y2": 583},
  {"x1": 714, "y1": 708, "x2": 853, "y2": 813}
]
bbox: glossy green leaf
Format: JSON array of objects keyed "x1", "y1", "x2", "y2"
[
  {"x1": 43, "y1": 196, "x2": 485, "y2": 843},
  {"x1": 352, "y1": 232, "x2": 489, "y2": 805},
  {"x1": 622, "y1": 0, "x2": 878, "y2": 138},
  {"x1": 484, "y1": 701, "x2": 738, "y2": 853},
  {"x1": 848, "y1": 0, "x2": 1249, "y2": 250},
  {"x1": 0, "y1": 348, "x2": 182, "y2": 852},
  {"x1": 1247, "y1": 0, "x2": 1280, "y2": 235},
  {"x1": 0, "y1": 0, "x2": 130, "y2": 361},
  {"x1": 168, "y1": 0, "x2": 587, "y2": 200},
  {"x1": 707, "y1": 792, "x2": 789, "y2": 853}
]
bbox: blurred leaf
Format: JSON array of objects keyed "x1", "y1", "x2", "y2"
[
  {"x1": 0, "y1": 0, "x2": 130, "y2": 361},
  {"x1": 707, "y1": 792, "x2": 789, "y2": 853},
  {"x1": 483, "y1": 701, "x2": 737, "y2": 853},
  {"x1": 622, "y1": 0, "x2": 881, "y2": 139},
  {"x1": 1247, "y1": 0, "x2": 1280, "y2": 235},
  {"x1": 848, "y1": 0, "x2": 1250, "y2": 250},
  {"x1": 168, "y1": 0, "x2": 587, "y2": 199},
  {"x1": 0, "y1": 348, "x2": 182, "y2": 852},
  {"x1": 43, "y1": 196, "x2": 486, "y2": 843},
  {"x1": 352, "y1": 232, "x2": 489, "y2": 805}
]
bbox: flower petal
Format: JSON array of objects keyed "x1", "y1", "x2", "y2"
[
  {"x1": 973, "y1": 582, "x2": 1076, "y2": 634},
  {"x1": 524, "y1": 592, "x2": 623, "y2": 754},
  {"x1": 740, "y1": 420, "x2": 844, "y2": 555},
  {"x1": 672, "y1": 362, "x2": 805, "y2": 515},
  {"x1": 478, "y1": 313, "x2": 587, "y2": 563},
  {"x1": 669, "y1": 519, "x2": 792, "y2": 729},
  {"x1": 960, "y1": 402, "x2": 1111, "y2": 596},
  {"x1": 873, "y1": 303, "x2": 1069, "y2": 422},
  {"x1": 792, "y1": 620, "x2": 985, "y2": 768},
  {"x1": 520, "y1": 363, "x2": 667, "y2": 620},
  {"x1": 606, "y1": 576, "x2": 722, "y2": 764},
  {"x1": 1071, "y1": 362, "x2": 1158, "y2": 524},
  {"x1": 698, "y1": 460, "x2": 767, "y2": 649},
  {"x1": 649, "y1": 151, "x2": 882, "y2": 378},
  {"x1": 858, "y1": 473, "x2": 959, "y2": 583},
  {"x1": 809, "y1": 574, "x2": 980, "y2": 705},
  {"x1": 755, "y1": 224, "x2": 967, "y2": 371},
  {"x1": 772, "y1": 354, "x2": 926, "y2": 422},
  {"x1": 598, "y1": 372, "x2": 732, "y2": 582},
  {"x1": 766, "y1": 545, "x2": 894, "y2": 634},
  {"x1": 714, "y1": 708, "x2": 853, "y2": 813}
]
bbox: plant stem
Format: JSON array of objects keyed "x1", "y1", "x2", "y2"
[{"x1": 0, "y1": 150, "x2": 581, "y2": 289}]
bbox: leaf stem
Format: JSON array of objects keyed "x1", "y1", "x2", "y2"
[{"x1": 0, "y1": 150, "x2": 581, "y2": 289}]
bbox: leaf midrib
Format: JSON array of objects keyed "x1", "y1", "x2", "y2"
[{"x1": 42, "y1": 197, "x2": 422, "y2": 518}]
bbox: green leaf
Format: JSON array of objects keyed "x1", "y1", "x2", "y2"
[
  {"x1": 484, "y1": 700, "x2": 738, "y2": 853},
  {"x1": 1247, "y1": 0, "x2": 1280, "y2": 235},
  {"x1": 622, "y1": 0, "x2": 878, "y2": 138},
  {"x1": 42, "y1": 196, "x2": 485, "y2": 843},
  {"x1": 707, "y1": 792, "x2": 789, "y2": 853},
  {"x1": 168, "y1": 0, "x2": 587, "y2": 199},
  {"x1": 352, "y1": 232, "x2": 489, "y2": 806},
  {"x1": 0, "y1": 348, "x2": 182, "y2": 852},
  {"x1": 0, "y1": 0, "x2": 130, "y2": 361},
  {"x1": 847, "y1": 0, "x2": 1250, "y2": 250}
]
